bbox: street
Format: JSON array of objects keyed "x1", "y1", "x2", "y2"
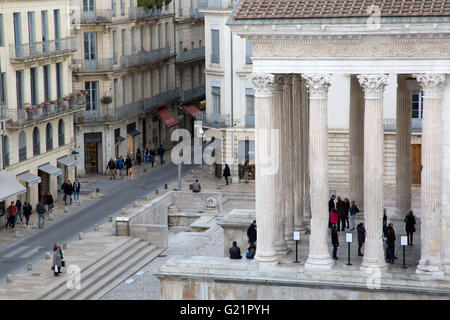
[{"x1": 0, "y1": 160, "x2": 196, "y2": 281}]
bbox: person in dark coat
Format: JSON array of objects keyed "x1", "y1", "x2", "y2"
[
  {"x1": 246, "y1": 242, "x2": 256, "y2": 259},
  {"x1": 404, "y1": 210, "x2": 416, "y2": 246},
  {"x1": 328, "y1": 195, "x2": 336, "y2": 229},
  {"x1": 157, "y1": 144, "x2": 165, "y2": 165},
  {"x1": 23, "y1": 202, "x2": 32, "y2": 228},
  {"x1": 223, "y1": 164, "x2": 231, "y2": 185},
  {"x1": 136, "y1": 148, "x2": 142, "y2": 165},
  {"x1": 331, "y1": 226, "x2": 339, "y2": 260},
  {"x1": 125, "y1": 155, "x2": 132, "y2": 176},
  {"x1": 343, "y1": 198, "x2": 350, "y2": 229},
  {"x1": 336, "y1": 196, "x2": 345, "y2": 232},
  {"x1": 357, "y1": 223, "x2": 366, "y2": 256},
  {"x1": 150, "y1": 147, "x2": 156, "y2": 167},
  {"x1": 383, "y1": 209, "x2": 388, "y2": 237},
  {"x1": 15, "y1": 199, "x2": 23, "y2": 225},
  {"x1": 73, "y1": 179, "x2": 81, "y2": 202},
  {"x1": 65, "y1": 180, "x2": 73, "y2": 205},
  {"x1": 229, "y1": 241, "x2": 242, "y2": 259},
  {"x1": 386, "y1": 227, "x2": 396, "y2": 263},
  {"x1": 61, "y1": 180, "x2": 68, "y2": 204},
  {"x1": 349, "y1": 200, "x2": 359, "y2": 231},
  {"x1": 46, "y1": 192, "x2": 54, "y2": 213},
  {"x1": 247, "y1": 220, "x2": 257, "y2": 245}
]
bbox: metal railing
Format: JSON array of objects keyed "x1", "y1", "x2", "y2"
[
  {"x1": 80, "y1": 7, "x2": 170, "y2": 24},
  {"x1": 203, "y1": 113, "x2": 231, "y2": 128},
  {"x1": 190, "y1": 8, "x2": 204, "y2": 19},
  {"x1": 80, "y1": 10, "x2": 112, "y2": 23},
  {"x1": 9, "y1": 36, "x2": 76, "y2": 61},
  {"x1": 121, "y1": 46, "x2": 171, "y2": 68},
  {"x1": 144, "y1": 88, "x2": 181, "y2": 111},
  {"x1": 383, "y1": 118, "x2": 422, "y2": 132},
  {"x1": 181, "y1": 86, "x2": 205, "y2": 103},
  {"x1": 72, "y1": 58, "x2": 116, "y2": 73},
  {"x1": 176, "y1": 47, "x2": 205, "y2": 63},
  {"x1": 129, "y1": 6, "x2": 164, "y2": 20},
  {"x1": 198, "y1": 0, "x2": 236, "y2": 10},
  {"x1": 6, "y1": 95, "x2": 86, "y2": 127}
]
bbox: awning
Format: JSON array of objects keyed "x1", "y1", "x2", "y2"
[
  {"x1": 184, "y1": 104, "x2": 201, "y2": 119},
  {"x1": 115, "y1": 135, "x2": 125, "y2": 143},
  {"x1": 155, "y1": 107, "x2": 178, "y2": 128},
  {"x1": 127, "y1": 129, "x2": 141, "y2": 137},
  {"x1": 38, "y1": 164, "x2": 62, "y2": 177},
  {"x1": 0, "y1": 171, "x2": 26, "y2": 202},
  {"x1": 57, "y1": 157, "x2": 78, "y2": 169},
  {"x1": 17, "y1": 171, "x2": 41, "y2": 186}
]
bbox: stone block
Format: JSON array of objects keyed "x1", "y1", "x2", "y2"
[
  {"x1": 45, "y1": 252, "x2": 51, "y2": 260},
  {"x1": 108, "y1": 215, "x2": 113, "y2": 222},
  {"x1": 63, "y1": 242, "x2": 67, "y2": 249},
  {"x1": 94, "y1": 224, "x2": 99, "y2": 231},
  {"x1": 78, "y1": 232, "x2": 83, "y2": 240}
]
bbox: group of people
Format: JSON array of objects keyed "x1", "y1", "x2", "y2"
[
  {"x1": 229, "y1": 220, "x2": 257, "y2": 260},
  {"x1": 328, "y1": 195, "x2": 360, "y2": 231},
  {"x1": 222, "y1": 162, "x2": 252, "y2": 186},
  {"x1": 61, "y1": 179, "x2": 80, "y2": 205},
  {"x1": 4, "y1": 197, "x2": 48, "y2": 230}
]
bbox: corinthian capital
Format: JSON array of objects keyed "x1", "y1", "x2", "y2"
[
  {"x1": 357, "y1": 74, "x2": 388, "y2": 99},
  {"x1": 249, "y1": 73, "x2": 275, "y2": 98},
  {"x1": 273, "y1": 74, "x2": 285, "y2": 92},
  {"x1": 283, "y1": 74, "x2": 293, "y2": 87},
  {"x1": 414, "y1": 74, "x2": 447, "y2": 98},
  {"x1": 301, "y1": 74, "x2": 332, "y2": 99}
]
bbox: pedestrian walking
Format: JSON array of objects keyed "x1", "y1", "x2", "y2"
[
  {"x1": 158, "y1": 144, "x2": 165, "y2": 165},
  {"x1": 143, "y1": 148, "x2": 149, "y2": 164},
  {"x1": 357, "y1": 223, "x2": 366, "y2": 256},
  {"x1": 349, "y1": 200, "x2": 359, "y2": 231},
  {"x1": 386, "y1": 227, "x2": 396, "y2": 264},
  {"x1": 36, "y1": 199, "x2": 46, "y2": 229},
  {"x1": 52, "y1": 243, "x2": 62, "y2": 277},
  {"x1": 328, "y1": 194, "x2": 336, "y2": 229},
  {"x1": 229, "y1": 241, "x2": 242, "y2": 259},
  {"x1": 330, "y1": 208, "x2": 338, "y2": 227},
  {"x1": 331, "y1": 226, "x2": 339, "y2": 260},
  {"x1": 247, "y1": 220, "x2": 257, "y2": 245},
  {"x1": 6, "y1": 201, "x2": 17, "y2": 230},
  {"x1": 73, "y1": 179, "x2": 81, "y2": 202},
  {"x1": 192, "y1": 179, "x2": 201, "y2": 192},
  {"x1": 336, "y1": 196, "x2": 345, "y2": 231},
  {"x1": 23, "y1": 202, "x2": 32, "y2": 228},
  {"x1": 243, "y1": 161, "x2": 250, "y2": 183},
  {"x1": 61, "y1": 180, "x2": 67, "y2": 204},
  {"x1": 343, "y1": 198, "x2": 350, "y2": 229},
  {"x1": 117, "y1": 156, "x2": 124, "y2": 178},
  {"x1": 107, "y1": 158, "x2": 116, "y2": 180},
  {"x1": 125, "y1": 155, "x2": 132, "y2": 176},
  {"x1": 223, "y1": 164, "x2": 231, "y2": 185},
  {"x1": 404, "y1": 210, "x2": 416, "y2": 246},
  {"x1": 46, "y1": 192, "x2": 54, "y2": 213},
  {"x1": 15, "y1": 199, "x2": 23, "y2": 225},
  {"x1": 65, "y1": 180, "x2": 73, "y2": 205},
  {"x1": 150, "y1": 147, "x2": 156, "y2": 167},
  {"x1": 136, "y1": 148, "x2": 142, "y2": 165}
]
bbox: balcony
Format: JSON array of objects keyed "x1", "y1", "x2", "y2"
[
  {"x1": 180, "y1": 86, "x2": 205, "y2": 103},
  {"x1": 9, "y1": 37, "x2": 76, "y2": 62},
  {"x1": 176, "y1": 47, "x2": 205, "y2": 64},
  {"x1": 198, "y1": 0, "x2": 237, "y2": 10},
  {"x1": 190, "y1": 8, "x2": 204, "y2": 19},
  {"x1": 202, "y1": 113, "x2": 231, "y2": 128},
  {"x1": 80, "y1": 10, "x2": 112, "y2": 24},
  {"x1": 6, "y1": 94, "x2": 86, "y2": 128},
  {"x1": 80, "y1": 7, "x2": 172, "y2": 25},
  {"x1": 121, "y1": 46, "x2": 171, "y2": 69},
  {"x1": 72, "y1": 58, "x2": 116, "y2": 73},
  {"x1": 130, "y1": 6, "x2": 168, "y2": 21},
  {"x1": 383, "y1": 118, "x2": 422, "y2": 133},
  {"x1": 144, "y1": 88, "x2": 181, "y2": 111}
]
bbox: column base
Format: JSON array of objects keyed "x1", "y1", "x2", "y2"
[
  {"x1": 274, "y1": 242, "x2": 290, "y2": 256},
  {"x1": 390, "y1": 208, "x2": 410, "y2": 221},
  {"x1": 416, "y1": 259, "x2": 445, "y2": 277},
  {"x1": 255, "y1": 252, "x2": 279, "y2": 267},
  {"x1": 304, "y1": 255, "x2": 334, "y2": 271},
  {"x1": 360, "y1": 258, "x2": 389, "y2": 271}
]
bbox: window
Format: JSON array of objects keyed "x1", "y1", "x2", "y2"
[
  {"x1": 121, "y1": 0, "x2": 125, "y2": 16},
  {"x1": 122, "y1": 77, "x2": 126, "y2": 105},
  {"x1": 198, "y1": 64, "x2": 202, "y2": 85},
  {"x1": 19, "y1": 131, "x2": 26, "y2": 162},
  {"x1": 179, "y1": 0, "x2": 183, "y2": 16},
  {"x1": 113, "y1": 78, "x2": 118, "y2": 112},
  {"x1": 16, "y1": 70, "x2": 24, "y2": 109},
  {"x1": 130, "y1": 28, "x2": 135, "y2": 54},
  {"x1": 412, "y1": 90, "x2": 423, "y2": 119},
  {"x1": 112, "y1": 31, "x2": 117, "y2": 63},
  {"x1": 149, "y1": 25, "x2": 153, "y2": 50},
  {"x1": 13, "y1": 13, "x2": 22, "y2": 57},
  {"x1": 158, "y1": 68, "x2": 162, "y2": 93},
  {"x1": 85, "y1": 81, "x2": 98, "y2": 113},
  {"x1": 43, "y1": 65, "x2": 50, "y2": 101},
  {"x1": 245, "y1": 87, "x2": 255, "y2": 126},
  {"x1": 54, "y1": 9, "x2": 60, "y2": 50},
  {"x1": 150, "y1": 70, "x2": 154, "y2": 96},
  {"x1": 84, "y1": 32, "x2": 97, "y2": 60},
  {"x1": 33, "y1": 127, "x2": 40, "y2": 156},
  {"x1": 191, "y1": 65, "x2": 195, "y2": 89},
  {"x1": 28, "y1": 12, "x2": 36, "y2": 52},
  {"x1": 112, "y1": 0, "x2": 116, "y2": 17},
  {"x1": 121, "y1": 29, "x2": 126, "y2": 56},
  {"x1": 245, "y1": 39, "x2": 252, "y2": 64},
  {"x1": 141, "y1": 71, "x2": 145, "y2": 99},
  {"x1": 211, "y1": 27, "x2": 219, "y2": 64},
  {"x1": 0, "y1": 14, "x2": 3, "y2": 46},
  {"x1": 131, "y1": 73, "x2": 135, "y2": 102},
  {"x1": 165, "y1": 65, "x2": 169, "y2": 91},
  {"x1": 58, "y1": 119, "x2": 65, "y2": 146},
  {"x1": 56, "y1": 62, "x2": 62, "y2": 99},
  {"x1": 46, "y1": 123, "x2": 53, "y2": 151},
  {"x1": 41, "y1": 11, "x2": 49, "y2": 52},
  {"x1": 165, "y1": 22, "x2": 169, "y2": 47},
  {"x1": 179, "y1": 69, "x2": 183, "y2": 91},
  {"x1": 2, "y1": 135, "x2": 9, "y2": 167},
  {"x1": 179, "y1": 40, "x2": 183, "y2": 54},
  {"x1": 212, "y1": 86, "x2": 220, "y2": 115},
  {"x1": 157, "y1": 24, "x2": 161, "y2": 48},
  {"x1": 140, "y1": 26, "x2": 144, "y2": 52},
  {"x1": 30, "y1": 68, "x2": 37, "y2": 106}
]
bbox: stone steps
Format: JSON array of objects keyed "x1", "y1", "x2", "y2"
[{"x1": 40, "y1": 237, "x2": 162, "y2": 300}]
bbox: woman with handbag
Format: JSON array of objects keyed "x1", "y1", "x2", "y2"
[{"x1": 52, "y1": 243, "x2": 63, "y2": 277}]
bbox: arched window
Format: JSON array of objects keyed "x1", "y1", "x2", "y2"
[
  {"x1": 33, "y1": 127, "x2": 40, "y2": 156},
  {"x1": 46, "y1": 123, "x2": 53, "y2": 151},
  {"x1": 18, "y1": 131, "x2": 26, "y2": 162},
  {"x1": 2, "y1": 135, "x2": 9, "y2": 167},
  {"x1": 58, "y1": 119, "x2": 65, "y2": 147}
]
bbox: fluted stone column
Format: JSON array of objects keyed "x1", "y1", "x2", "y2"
[
  {"x1": 249, "y1": 72, "x2": 279, "y2": 267},
  {"x1": 293, "y1": 74, "x2": 306, "y2": 232},
  {"x1": 358, "y1": 74, "x2": 389, "y2": 271},
  {"x1": 273, "y1": 75, "x2": 289, "y2": 255},
  {"x1": 302, "y1": 78, "x2": 311, "y2": 226},
  {"x1": 349, "y1": 75, "x2": 365, "y2": 210},
  {"x1": 415, "y1": 73, "x2": 446, "y2": 276},
  {"x1": 284, "y1": 74, "x2": 295, "y2": 243},
  {"x1": 393, "y1": 75, "x2": 412, "y2": 220},
  {"x1": 302, "y1": 74, "x2": 333, "y2": 270}
]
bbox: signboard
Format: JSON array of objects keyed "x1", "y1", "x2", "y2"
[
  {"x1": 346, "y1": 233, "x2": 353, "y2": 243},
  {"x1": 116, "y1": 217, "x2": 130, "y2": 222},
  {"x1": 293, "y1": 231, "x2": 300, "y2": 241},
  {"x1": 401, "y1": 236, "x2": 408, "y2": 246}
]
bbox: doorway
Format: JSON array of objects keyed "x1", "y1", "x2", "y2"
[
  {"x1": 85, "y1": 142, "x2": 99, "y2": 174},
  {"x1": 38, "y1": 170, "x2": 50, "y2": 197},
  {"x1": 412, "y1": 144, "x2": 421, "y2": 186}
]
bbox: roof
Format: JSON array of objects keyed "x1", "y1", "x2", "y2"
[{"x1": 233, "y1": 0, "x2": 450, "y2": 20}]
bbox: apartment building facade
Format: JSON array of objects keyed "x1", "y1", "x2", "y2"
[{"x1": 0, "y1": 0, "x2": 84, "y2": 213}]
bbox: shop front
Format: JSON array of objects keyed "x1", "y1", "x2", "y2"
[
  {"x1": 38, "y1": 163, "x2": 62, "y2": 198},
  {"x1": 84, "y1": 132, "x2": 102, "y2": 174},
  {"x1": 17, "y1": 171, "x2": 41, "y2": 204},
  {"x1": 126, "y1": 122, "x2": 141, "y2": 159},
  {"x1": 0, "y1": 170, "x2": 26, "y2": 216},
  {"x1": 57, "y1": 157, "x2": 78, "y2": 194}
]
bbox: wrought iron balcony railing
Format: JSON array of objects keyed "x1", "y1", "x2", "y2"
[
  {"x1": 180, "y1": 86, "x2": 205, "y2": 103},
  {"x1": 72, "y1": 58, "x2": 116, "y2": 73},
  {"x1": 80, "y1": 10, "x2": 112, "y2": 23},
  {"x1": 121, "y1": 46, "x2": 171, "y2": 68},
  {"x1": 176, "y1": 47, "x2": 205, "y2": 64},
  {"x1": 383, "y1": 118, "x2": 422, "y2": 132},
  {"x1": 9, "y1": 36, "x2": 76, "y2": 61},
  {"x1": 198, "y1": 0, "x2": 236, "y2": 10}
]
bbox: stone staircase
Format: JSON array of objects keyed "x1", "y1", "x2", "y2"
[{"x1": 38, "y1": 237, "x2": 164, "y2": 300}]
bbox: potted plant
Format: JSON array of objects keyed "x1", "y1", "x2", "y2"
[{"x1": 101, "y1": 96, "x2": 113, "y2": 120}]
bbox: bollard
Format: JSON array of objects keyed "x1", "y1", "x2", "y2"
[
  {"x1": 64, "y1": 207, "x2": 69, "y2": 213},
  {"x1": 27, "y1": 263, "x2": 32, "y2": 271},
  {"x1": 121, "y1": 208, "x2": 127, "y2": 214},
  {"x1": 94, "y1": 224, "x2": 99, "y2": 231},
  {"x1": 15, "y1": 231, "x2": 20, "y2": 238},
  {"x1": 78, "y1": 232, "x2": 83, "y2": 240},
  {"x1": 155, "y1": 189, "x2": 159, "y2": 195},
  {"x1": 165, "y1": 184, "x2": 168, "y2": 189},
  {"x1": 63, "y1": 242, "x2": 67, "y2": 249},
  {"x1": 91, "y1": 193, "x2": 96, "y2": 199},
  {"x1": 108, "y1": 215, "x2": 113, "y2": 222},
  {"x1": 45, "y1": 252, "x2": 52, "y2": 260},
  {"x1": 191, "y1": 169, "x2": 194, "y2": 174},
  {"x1": 134, "y1": 201, "x2": 139, "y2": 207},
  {"x1": 6, "y1": 275, "x2": 12, "y2": 283},
  {"x1": 145, "y1": 194, "x2": 150, "y2": 201}
]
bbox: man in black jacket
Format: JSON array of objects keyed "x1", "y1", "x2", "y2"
[
  {"x1": 331, "y1": 226, "x2": 339, "y2": 260},
  {"x1": 328, "y1": 195, "x2": 336, "y2": 229},
  {"x1": 229, "y1": 241, "x2": 242, "y2": 259},
  {"x1": 107, "y1": 158, "x2": 116, "y2": 180},
  {"x1": 247, "y1": 220, "x2": 257, "y2": 245},
  {"x1": 157, "y1": 144, "x2": 165, "y2": 165},
  {"x1": 65, "y1": 180, "x2": 73, "y2": 205}
]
